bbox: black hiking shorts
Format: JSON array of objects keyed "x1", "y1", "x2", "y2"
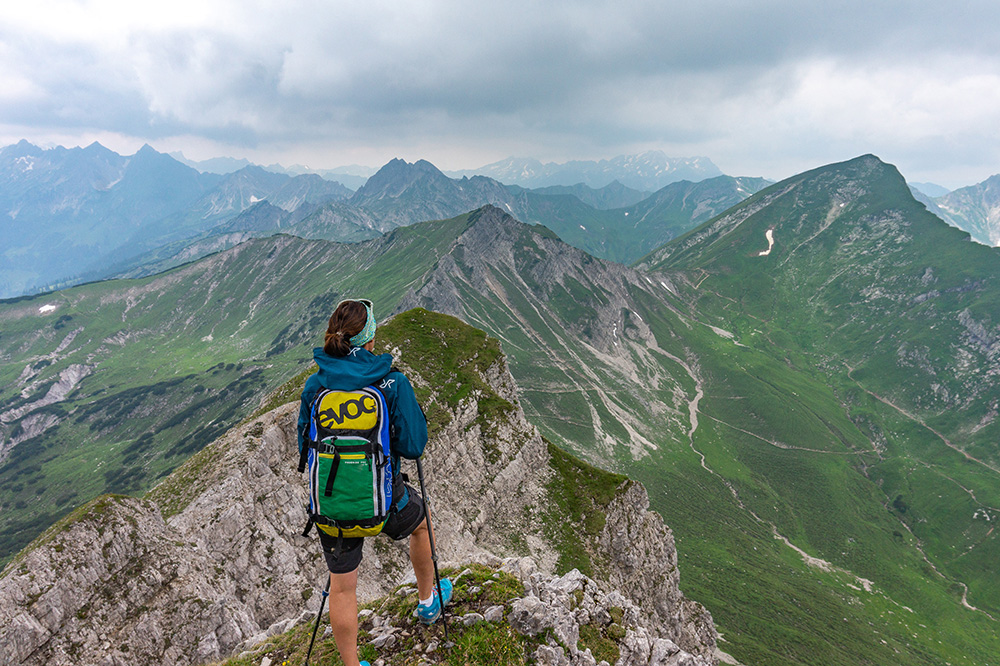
[{"x1": 318, "y1": 483, "x2": 426, "y2": 574}]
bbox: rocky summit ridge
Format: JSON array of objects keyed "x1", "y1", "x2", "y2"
[{"x1": 0, "y1": 310, "x2": 718, "y2": 666}]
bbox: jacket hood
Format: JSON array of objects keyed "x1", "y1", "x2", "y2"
[{"x1": 312, "y1": 346, "x2": 393, "y2": 390}]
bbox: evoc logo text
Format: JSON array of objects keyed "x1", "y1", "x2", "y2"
[{"x1": 318, "y1": 395, "x2": 378, "y2": 428}]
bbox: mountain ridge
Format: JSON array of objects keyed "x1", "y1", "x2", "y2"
[
  {"x1": 0, "y1": 143, "x2": 761, "y2": 298},
  {"x1": 527, "y1": 180, "x2": 651, "y2": 209},
  {"x1": 635, "y1": 153, "x2": 1000, "y2": 634},
  {"x1": 641, "y1": 153, "x2": 1000, "y2": 425},
  {"x1": 0, "y1": 310, "x2": 718, "y2": 666},
  {"x1": 347, "y1": 158, "x2": 767, "y2": 264}
]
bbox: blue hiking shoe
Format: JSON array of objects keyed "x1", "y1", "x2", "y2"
[
  {"x1": 416, "y1": 578, "x2": 452, "y2": 624},
  {"x1": 360, "y1": 662, "x2": 371, "y2": 666}
]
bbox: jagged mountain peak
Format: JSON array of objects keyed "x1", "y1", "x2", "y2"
[
  {"x1": 123, "y1": 144, "x2": 199, "y2": 178},
  {"x1": 2, "y1": 139, "x2": 43, "y2": 158},
  {"x1": 219, "y1": 163, "x2": 289, "y2": 187},
  {"x1": 132, "y1": 143, "x2": 161, "y2": 158},
  {"x1": 466, "y1": 201, "x2": 519, "y2": 225},
  {"x1": 346, "y1": 162, "x2": 511, "y2": 231},
  {"x1": 395, "y1": 207, "x2": 698, "y2": 462},
  {"x1": 232, "y1": 163, "x2": 274, "y2": 176},
  {"x1": 449, "y1": 204, "x2": 563, "y2": 252},
  {"x1": 640, "y1": 153, "x2": 914, "y2": 270},
  {"x1": 412, "y1": 158, "x2": 440, "y2": 170},
  {"x1": 359, "y1": 157, "x2": 449, "y2": 188},
  {"x1": 81, "y1": 141, "x2": 115, "y2": 157}
]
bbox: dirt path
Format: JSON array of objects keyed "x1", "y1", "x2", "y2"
[
  {"x1": 704, "y1": 413, "x2": 867, "y2": 455},
  {"x1": 845, "y1": 365, "x2": 1000, "y2": 476}
]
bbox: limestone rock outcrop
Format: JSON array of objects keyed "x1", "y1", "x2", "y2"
[{"x1": 504, "y1": 561, "x2": 714, "y2": 666}]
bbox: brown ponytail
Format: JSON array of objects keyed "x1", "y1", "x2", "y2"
[{"x1": 324, "y1": 300, "x2": 369, "y2": 356}]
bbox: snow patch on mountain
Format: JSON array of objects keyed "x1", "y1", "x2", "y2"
[{"x1": 757, "y1": 229, "x2": 775, "y2": 256}]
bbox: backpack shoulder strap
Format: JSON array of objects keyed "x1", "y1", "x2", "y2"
[{"x1": 298, "y1": 388, "x2": 330, "y2": 473}]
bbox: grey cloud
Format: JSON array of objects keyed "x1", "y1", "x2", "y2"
[
  {"x1": 0, "y1": 32, "x2": 147, "y2": 132},
  {"x1": 249, "y1": 0, "x2": 1000, "y2": 129},
  {"x1": 2, "y1": 0, "x2": 1000, "y2": 184}
]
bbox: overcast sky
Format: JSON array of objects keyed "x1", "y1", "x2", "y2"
[{"x1": 2, "y1": 0, "x2": 999, "y2": 188}]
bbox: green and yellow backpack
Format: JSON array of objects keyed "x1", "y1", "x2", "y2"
[{"x1": 298, "y1": 385, "x2": 393, "y2": 539}]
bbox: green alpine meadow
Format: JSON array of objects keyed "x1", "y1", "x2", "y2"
[{"x1": 2, "y1": 154, "x2": 999, "y2": 665}]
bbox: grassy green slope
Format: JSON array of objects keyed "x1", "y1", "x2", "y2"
[
  {"x1": 0, "y1": 214, "x2": 475, "y2": 565},
  {"x1": 632, "y1": 299, "x2": 999, "y2": 666},
  {"x1": 632, "y1": 155, "x2": 1000, "y2": 664}
]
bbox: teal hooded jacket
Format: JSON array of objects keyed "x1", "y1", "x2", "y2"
[{"x1": 297, "y1": 346, "x2": 428, "y2": 476}]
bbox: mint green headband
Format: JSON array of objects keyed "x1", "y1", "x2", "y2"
[{"x1": 339, "y1": 298, "x2": 376, "y2": 347}]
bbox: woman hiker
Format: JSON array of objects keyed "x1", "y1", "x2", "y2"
[{"x1": 297, "y1": 299, "x2": 451, "y2": 666}]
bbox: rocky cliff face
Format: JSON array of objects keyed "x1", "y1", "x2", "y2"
[
  {"x1": 397, "y1": 205, "x2": 696, "y2": 462},
  {"x1": 0, "y1": 312, "x2": 717, "y2": 666}
]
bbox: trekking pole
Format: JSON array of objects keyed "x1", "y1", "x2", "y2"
[
  {"x1": 304, "y1": 576, "x2": 330, "y2": 666},
  {"x1": 416, "y1": 457, "x2": 450, "y2": 644}
]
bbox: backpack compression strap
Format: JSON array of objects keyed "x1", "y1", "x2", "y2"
[
  {"x1": 298, "y1": 389, "x2": 328, "y2": 473},
  {"x1": 323, "y1": 452, "x2": 340, "y2": 498},
  {"x1": 298, "y1": 436, "x2": 332, "y2": 474},
  {"x1": 297, "y1": 445, "x2": 309, "y2": 474}
]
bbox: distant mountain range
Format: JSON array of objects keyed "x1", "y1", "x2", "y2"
[
  {"x1": 223, "y1": 158, "x2": 768, "y2": 265},
  {"x1": 528, "y1": 180, "x2": 650, "y2": 208},
  {"x1": 909, "y1": 181, "x2": 951, "y2": 198},
  {"x1": 448, "y1": 150, "x2": 724, "y2": 190},
  {"x1": 167, "y1": 152, "x2": 254, "y2": 175},
  {"x1": 171, "y1": 149, "x2": 724, "y2": 194},
  {"x1": 0, "y1": 143, "x2": 767, "y2": 298},
  {"x1": 0, "y1": 141, "x2": 354, "y2": 298},
  {"x1": 168, "y1": 151, "x2": 375, "y2": 190}
]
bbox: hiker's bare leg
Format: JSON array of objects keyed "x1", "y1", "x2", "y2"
[
  {"x1": 409, "y1": 516, "x2": 435, "y2": 600},
  {"x1": 329, "y1": 570, "x2": 361, "y2": 666}
]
